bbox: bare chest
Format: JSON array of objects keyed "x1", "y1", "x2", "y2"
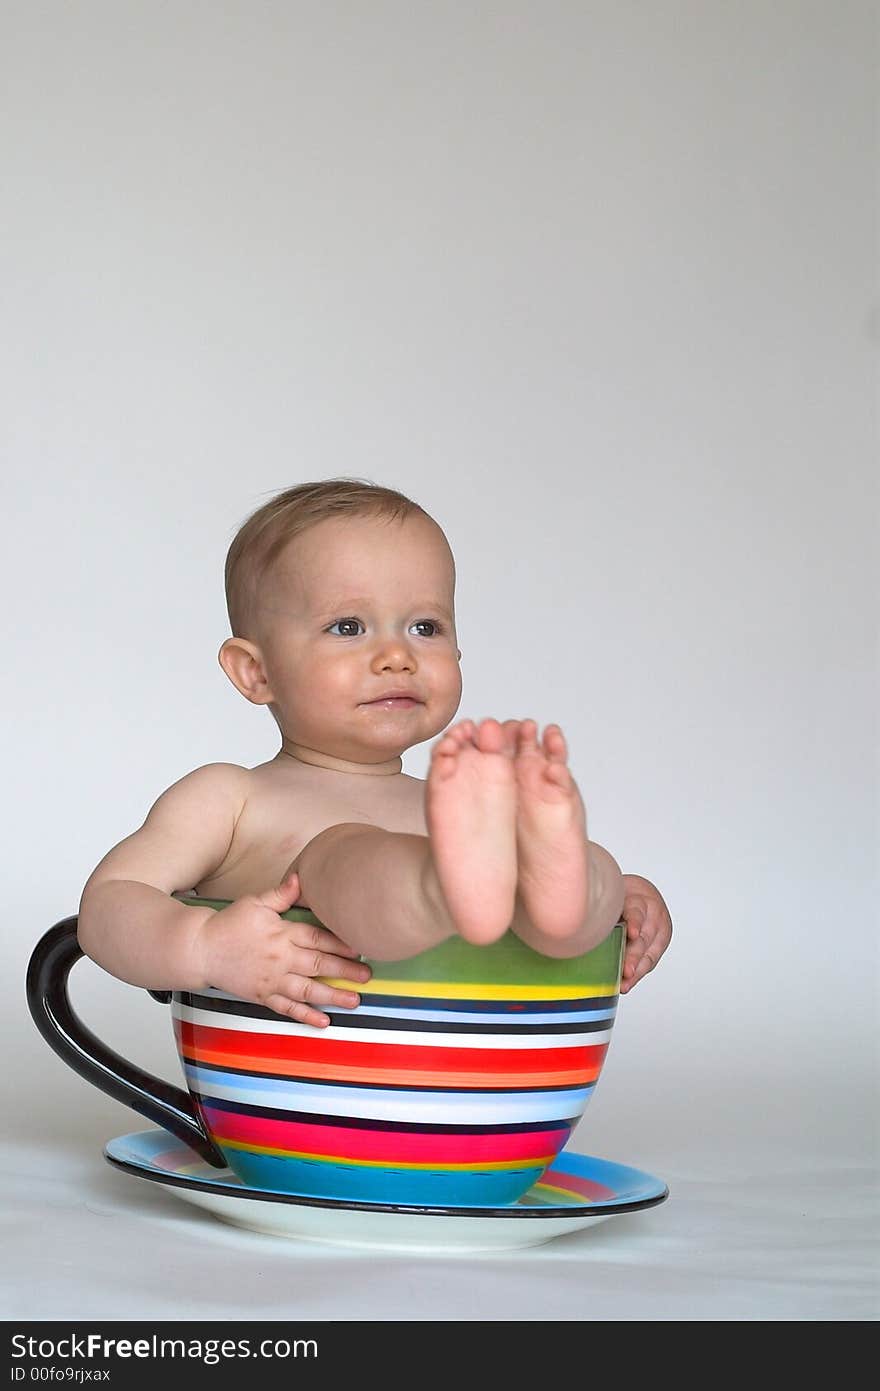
[{"x1": 193, "y1": 765, "x2": 427, "y2": 900}]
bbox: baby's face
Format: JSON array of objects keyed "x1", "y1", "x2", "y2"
[{"x1": 251, "y1": 513, "x2": 462, "y2": 763}]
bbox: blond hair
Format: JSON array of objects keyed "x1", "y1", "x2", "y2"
[{"x1": 224, "y1": 478, "x2": 430, "y2": 639}]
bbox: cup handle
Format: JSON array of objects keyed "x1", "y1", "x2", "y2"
[{"x1": 26, "y1": 917, "x2": 227, "y2": 1168}]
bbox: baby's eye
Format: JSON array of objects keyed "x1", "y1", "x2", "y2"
[
  {"x1": 327, "y1": 618, "x2": 364, "y2": 637},
  {"x1": 411, "y1": 620, "x2": 444, "y2": 637}
]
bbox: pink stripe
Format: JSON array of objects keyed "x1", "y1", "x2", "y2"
[
  {"x1": 539, "y1": 1168, "x2": 616, "y2": 1201},
  {"x1": 203, "y1": 1105, "x2": 566, "y2": 1164}
]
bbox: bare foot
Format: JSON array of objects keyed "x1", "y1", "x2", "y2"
[
  {"x1": 425, "y1": 718, "x2": 518, "y2": 944},
  {"x1": 513, "y1": 720, "x2": 591, "y2": 940}
]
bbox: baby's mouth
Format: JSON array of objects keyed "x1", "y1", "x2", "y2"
[{"x1": 362, "y1": 696, "x2": 422, "y2": 708}]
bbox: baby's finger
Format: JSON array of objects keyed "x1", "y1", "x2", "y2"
[
  {"x1": 287, "y1": 919, "x2": 369, "y2": 963},
  {"x1": 288, "y1": 947, "x2": 371, "y2": 985},
  {"x1": 619, "y1": 945, "x2": 658, "y2": 994},
  {"x1": 622, "y1": 925, "x2": 651, "y2": 972},
  {"x1": 280, "y1": 974, "x2": 364, "y2": 1012},
  {"x1": 259, "y1": 870, "x2": 302, "y2": 914},
  {"x1": 263, "y1": 993, "x2": 332, "y2": 1029},
  {"x1": 623, "y1": 897, "x2": 649, "y2": 939}
]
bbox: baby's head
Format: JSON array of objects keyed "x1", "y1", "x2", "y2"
[{"x1": 219, "y1": 479, "x2": 462, "y2": 768}]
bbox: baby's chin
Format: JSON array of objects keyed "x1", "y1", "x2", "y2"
[
  {"x1": 289, "y1": 703, "x2": 454, "y2": 758},
  {"x1": 356, "y1": 700, "x2": 447, "y2": 730}
]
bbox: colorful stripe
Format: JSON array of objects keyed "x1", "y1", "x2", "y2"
[
  {"x1": 175, "y1": 1018, "x2": 610, "y2": 1088},
  {"x1": 172, "y1": 903, "x2": 623, "y2": 1205},
  {"x1": 199, "y1": 987, "x2": 618, "y2": 1017},
  {"x1": 351, "y1": 1002, "x2": 617, "y2": 1025},
  {"x1": 531, "y1": 1168, "x2": 618, "y2": 1203},
  {"x1": 200, "y1": 1099, "x2": 568, "y2": 1168},
  {"x1": 176, "y1": 1002, "x2": 613, "y2": 1047},
  {"x1": 181, "y1": 995, "x2": 616, "y2": 1033},
  {"x1": 323, "y1": 978, "x2": 617, "y2": 1000},
  {"x1": 182, "y1": 1065, "x2": 592, "y2": 1123}
]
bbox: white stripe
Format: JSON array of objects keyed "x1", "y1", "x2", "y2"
[
  {"x1": 173, "y1": 1002, "x2": 611, "y2": 1050},
  {"x1": 354, "y1": 1004, "x2": 617, "y2": 1027}
]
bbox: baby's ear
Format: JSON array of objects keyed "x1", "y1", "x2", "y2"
[{"x1": 218, "y1": 637, "x2": 274, "y2": 704}]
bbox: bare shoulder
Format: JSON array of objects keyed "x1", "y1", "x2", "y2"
[
  {"x1": 175, "y1": 760, "x2": 252, "y2": 796},
  {"x1": 82, "y1": 762, "x2": 255, "y2": 901},
  {"x1": 162, "y1": 761, "x2": 252, "y2": 821}
]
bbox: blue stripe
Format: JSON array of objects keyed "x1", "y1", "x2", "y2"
[
  {"x1": 219, "y1": 1151, "x2": 548, "y2": 1207},
  {"x1": 183, "y1": 1064, "x2": 593, "y2": 1121},
  {"x1": 355, "y1": 992, "x2": 618, "y2": 1014}
]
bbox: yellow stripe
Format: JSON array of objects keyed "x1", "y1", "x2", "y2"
[
  {"x1": 322, "y1": 977, "x2": 618, "y2": 1000},
  {"x1": 219, "y1": 1138, "x2": 554, "y2": 1173},
  {"x1": 533, "y1": 1182, "x2": 588, "y2": 1202}
]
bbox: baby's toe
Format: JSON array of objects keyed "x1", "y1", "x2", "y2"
[
  {"x1": 501, "y1": 719, "x2": 520, "y2": 757},
  {"x1": 517, "y1": 719, "x2": 540, "y2": 755},
  {"x1": 543, "y1": 724, "x2": 568, "y2": 762},
  {"x1": 544, "y1": 760, "x2": 572, "y2": 789},
  {"x1": 475, "y1": 718, "x2": 506, "y2": 752}
]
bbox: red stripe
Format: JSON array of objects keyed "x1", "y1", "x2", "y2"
[
  {"x1": 202, "y1": 1105, "x2": 567, "y2": 1164},
  {"x1": 177, "y1": 1019, "x2": 605, "y2": 1076}
]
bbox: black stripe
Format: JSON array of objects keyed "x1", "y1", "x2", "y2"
[
  {"x1": 198, "y1": 1093, "x2": 579, "y2": 1135},
  {"x1": 320, "y1": 1013, "x2": 612, "y2": 1036},
  {"x1": 179, "y1": 990, "x2": 617, "y2": 1023},
  {"x1": 181, "y1": 1054, "x2": 595, "y2": 1095}
]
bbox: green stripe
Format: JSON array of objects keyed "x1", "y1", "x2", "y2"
[{"x1": 179, "y1": 897, "x2": 624, "y2": 987}]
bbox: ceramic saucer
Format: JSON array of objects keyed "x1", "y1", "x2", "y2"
[{"x1": 104, "y1": 1130, "x2": 668, "y2": 1253}]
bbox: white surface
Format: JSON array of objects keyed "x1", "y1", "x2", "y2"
[
  {"x1": 2, "y1": 0, "x2": 876, "y2": 1323},
  {"x1": 1, "y1": 1126, "x2": 875, "y2": 1321}
]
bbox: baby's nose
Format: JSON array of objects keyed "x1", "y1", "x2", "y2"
[{"x1": 371, "y1": 635, "x2": 416, "y2": 667}]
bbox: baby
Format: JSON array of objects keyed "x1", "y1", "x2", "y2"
[{"x1": 78, "y1": 478, "x2": 672, "y2": 1027}]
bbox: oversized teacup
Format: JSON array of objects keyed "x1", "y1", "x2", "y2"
[{"x1": 27, "y1": 902, "x2": 624, "y2": 1207}]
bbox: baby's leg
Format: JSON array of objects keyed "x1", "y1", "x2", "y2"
[
  {"x1": 424, "y1": 717, "x2": 518, "y2": 943},
  {"x1": 289, "y1": 824, "x2": 456, "y2": 960},
  {"x1": 510, "y1": 719, "x2": 624, "y2": 955},
  {"x1": 290, "y1": 719, "x2": 519, "y2": 959},
  {"x1": 511, "y1": 720, "x2": 590, "y2": 943}
]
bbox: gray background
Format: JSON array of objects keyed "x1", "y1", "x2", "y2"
[{"x1": 3, "y1": 0, "x2": 877, "y2": 1319}]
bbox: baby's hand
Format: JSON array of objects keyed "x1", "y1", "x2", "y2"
[
  {"x1": 619, "y1": 874, "x2": 673, "y2": 993},
  {"x1": 191, "y1": 870, "x2": 372, "y2": 1027}
]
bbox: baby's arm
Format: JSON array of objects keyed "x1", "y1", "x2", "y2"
[
  {"x1": 77, "y1": 765, "x2": 369, "y2": 1025},
  {"x1": 77, "y1": 765, "x2": 244, "y2": 989}
]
